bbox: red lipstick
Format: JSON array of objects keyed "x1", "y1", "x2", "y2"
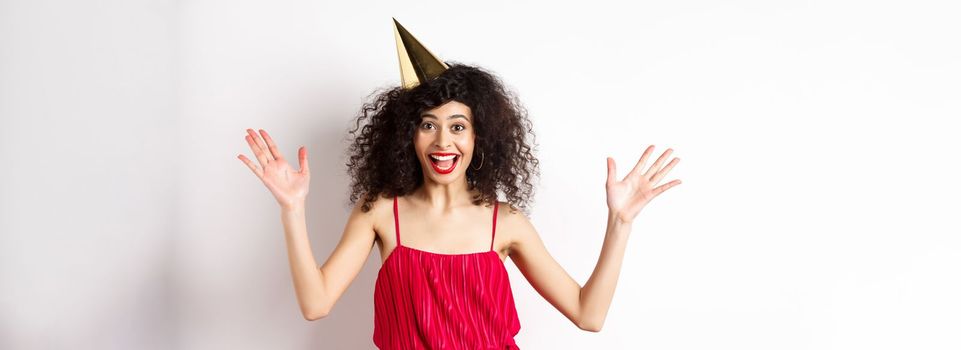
[{"x1": 428, "y1": 152, "x2": 459, "y2": 175}]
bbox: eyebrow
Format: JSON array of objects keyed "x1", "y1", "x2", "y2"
[{"x1": 421, "y1": 113, "x2": 471, "y2": 122}]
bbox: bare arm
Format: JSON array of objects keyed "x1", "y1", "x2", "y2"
[
  {"x1": 510, "y1": 145, "x2": 682, "y2": 332},
  {"x1": 506, "y1": 207, "x2": 585, "y2": 330},
  {"x1": 281, "y1": 201, "x2": 376, "y2": 321},
  {"x1": 507, "y1": 208, "x2": 629, "y2": 332},
  {"x1": 238, "y1": 128, "x2": 376, "y2": 321},
  {"x1": 577, "y1": 212, "x2": 632, "y2": 331},
  {"x1": 279, "y1": 205, "x2": 323, "y2": 319}
]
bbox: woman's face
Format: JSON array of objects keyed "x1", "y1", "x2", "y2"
[{"x1": 414, "y1": 100, "x2": 476, "y2": 185}]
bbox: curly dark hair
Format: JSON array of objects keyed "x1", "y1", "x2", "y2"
[{"x1": 344, "y1": 62, "x2": 539, "y2": 215}]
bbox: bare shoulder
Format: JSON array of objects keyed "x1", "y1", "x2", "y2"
[
  {"x1": 495, "y1": 201, "x2": 536, "y2": 256},
  {"x1": 495, "y1": 200, "x2": 524, "y2": 219},
  {"x1": 496, "y1": 200, "x2": 532, "y2": 224},
  {"x1": 352, "y1": 193, "x2": 393, "y2": 237}
]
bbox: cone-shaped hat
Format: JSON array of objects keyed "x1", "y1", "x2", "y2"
[{"x1": 393, "y1": 18, "x2": 449, "y2": 89}]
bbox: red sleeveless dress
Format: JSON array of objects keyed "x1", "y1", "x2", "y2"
[{"x1": 373, "y1": 196, "x2": 521, "y2": 349}]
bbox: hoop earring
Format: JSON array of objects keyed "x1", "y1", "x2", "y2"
[{"x1": 471, "y1": 150, "x2": 485, "y2": 171}]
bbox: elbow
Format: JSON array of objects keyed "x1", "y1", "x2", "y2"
[
  {"x1": 303, "y1": 305, "x2": 331, "y2": 321},
  {"x1": 303, "y1": 311, "x2": 325, "y2": 321},
  {"x1": 577, "y1": 318, "x2": 603, "y2": 333}
]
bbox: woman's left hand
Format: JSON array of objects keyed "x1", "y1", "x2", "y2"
[{"x1": 606, "y1": 145, "x2": 682, "y2": 225}]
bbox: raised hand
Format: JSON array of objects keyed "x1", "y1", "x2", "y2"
[
  {"x1": 238, "y1": 128, "x2": 310, "y2": 210},
  {"x1": 606, "y1": 145, "x2": 681, "y2": 225}
]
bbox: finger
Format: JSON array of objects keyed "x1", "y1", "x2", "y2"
[
  {"x1": 245, "y1": 132, "x2": 270, "y2": 168},
  {"x1": 643, "y1": 148, "x2": 673, "y2": 180},
  {"x1": 651, "y1": 179, "x2": 682, "y2": 197},
  {"x1": 259, "y1": 129, "x2": 286, "y2": 162},
  {"x1": 247, "y1": 128, "x2": 274, "y2": 162},
  {"x1": 298, "y1": 146, "x2": 310, "y2": 174},
  {"x1": 650, "y1": 157, "x2": 680, "y2": 185},
  {"x1": 627, "y1": 145, "x2": 655, "y2": 179},
  {"x1": 237, "y1": 154, "x2": 263, "y2": 179},
  {"x1": 606, "y1": 157, "x2": 616, "y2": 184}
]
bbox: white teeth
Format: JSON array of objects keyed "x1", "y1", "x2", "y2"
[{"x1": 430, "y1": 154, "x2": 457, "y2": 161}]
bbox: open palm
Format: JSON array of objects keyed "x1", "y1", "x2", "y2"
[
  {"x1": 238, "y1": 128, "x2": 311, "y2": 209},
  {"x1": 606, "y1": 145, "x2": 681, "y2": 224}
]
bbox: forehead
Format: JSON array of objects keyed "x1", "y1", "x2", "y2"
[{"x1": 420, "y1": 100, "x2": 472, "y2": 121}]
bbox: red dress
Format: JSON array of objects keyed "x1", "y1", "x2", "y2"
[{"x1": 373, "y1": 196, "x2": 521, "y2": 349}]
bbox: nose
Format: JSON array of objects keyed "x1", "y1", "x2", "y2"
[{"x1": 434, "y1": 127, "x2": 451, "y2": 148}]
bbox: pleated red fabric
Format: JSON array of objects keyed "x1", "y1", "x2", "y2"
[{"x1": 373, "y1": 196, "x2": 521, "y2": 349}]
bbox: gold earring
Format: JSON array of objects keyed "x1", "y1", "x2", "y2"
[{"x1": 471, "y1": 151, "x2": 485, "y2": 170}]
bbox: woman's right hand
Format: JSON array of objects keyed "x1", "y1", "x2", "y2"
[{"x1": 238, "y1": 128, "x2": 310, "y2": 210}]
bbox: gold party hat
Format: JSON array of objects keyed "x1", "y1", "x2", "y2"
[{"x1": 393, "y1": 18, "x2": 449, "y2": 89}]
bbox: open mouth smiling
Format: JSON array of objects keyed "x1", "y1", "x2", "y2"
[{"x1": 428, "y1": 152, "x2": 460, "y2": 174}]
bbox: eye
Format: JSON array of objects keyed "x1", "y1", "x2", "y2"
[
  {"x1": 452, "y1": 124, "x2": 465, "y2": 132},
  {"x1": 421, "y1": 122, "x2": 434, "y2": 130}
]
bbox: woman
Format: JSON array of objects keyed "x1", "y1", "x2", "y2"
[{"x1": 238, "y1": 22, "x2": 681, "y2": 350}]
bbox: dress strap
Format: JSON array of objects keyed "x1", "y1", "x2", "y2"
[
  {"x1": 393, "y1": 196, "x2": 402, "y2": 247},
  {"x1": 490, "y1": 200, "x2": 499, "y2": 251}
]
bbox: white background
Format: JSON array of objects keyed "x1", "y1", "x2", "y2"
[{"x1": 2, "y1": 0, "x2": 959, "y2": 349}]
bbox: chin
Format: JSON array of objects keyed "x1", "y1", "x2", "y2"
[
  {"x1": 428, "y1": 176, "x2": 461, "y2": 185},
  {"x1": 424, "y1": 168, "x2": 464, "y2": 183}
]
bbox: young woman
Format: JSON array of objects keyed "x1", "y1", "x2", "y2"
[{"x1": 238, "y1": 21, "x2": 681, "y2": 350}]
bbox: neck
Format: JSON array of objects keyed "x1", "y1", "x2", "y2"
[{"x1": 412, "y1": 177, "x2": 476, "y2": 211}]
